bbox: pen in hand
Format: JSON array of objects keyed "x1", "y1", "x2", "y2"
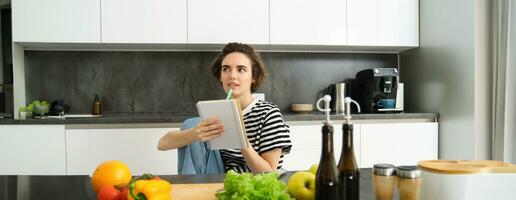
[{"x1": 226, "y1": 89, "x2": 233, "y2": 100}]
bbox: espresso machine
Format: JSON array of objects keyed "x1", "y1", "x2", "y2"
[{"x1": 352, "y1": 68, "x2": 404, "y2": 113}]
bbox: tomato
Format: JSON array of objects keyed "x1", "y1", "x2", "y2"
[
  {"x1": 117, "y1": 186, "x2": 129, "y2": 200},
  {"x1": 91, "y1": 160, "x2": 132, "y2": 193},
  {"x1": 97, "y1": 185, "x2": 121, "y2": 200}
]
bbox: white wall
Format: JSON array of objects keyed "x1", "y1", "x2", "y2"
[
  {"x1": 506, "y1": 0, "x2": 516, "y2": 163},
  {"x1": 473, "y1": 0, "x2": 492, "y2": 160},
  {"x1": 400, "y1": 0, "x2": 491, "y2": 160},
  {"x1": 0, "y1": 13, "x2": 3, "y2": 88}
]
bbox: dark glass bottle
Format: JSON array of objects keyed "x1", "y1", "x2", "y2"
[
  {"x1": 338, "y1": 123, "x2": 360, "y2": 200},
  {"x1": 92, "y1": 94, "x2": 101, "y2": 115},
  {"x1": 315, "y1": 123, "x2": 339, "y2": 200}
]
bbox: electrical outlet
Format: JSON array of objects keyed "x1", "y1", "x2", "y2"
[{"x1": 252, "y1": 93, "x2": 265, "y2": 101}]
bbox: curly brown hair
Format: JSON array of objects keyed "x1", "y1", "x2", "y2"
[{"x1": 210, "y1": 42, "x2": 266, "y2": 93}]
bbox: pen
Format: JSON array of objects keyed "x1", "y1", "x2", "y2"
[{"x1": 226, "y1": 89, "x2": 233, "y2": 100}]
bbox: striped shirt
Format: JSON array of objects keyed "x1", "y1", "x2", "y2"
[{"x1": 220, "y1": 99, "x2": 292, "y2": 173}]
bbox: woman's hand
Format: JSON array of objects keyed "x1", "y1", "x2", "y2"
[{"x1": 193, "y1": 118, "x2": 224, "y2": 142}]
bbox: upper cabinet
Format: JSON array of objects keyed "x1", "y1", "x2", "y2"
[
  {"x1": 12, "y1": 0, "x2": 419, "y2": 50},
  {"x1": 187, "y1": 0, "x2": 269, "y2": 44},
  {"x1": 270, "y1": 0, "x2": 347, "y2": 45},
  {"x1": 12, "y1": 0, "x2": 101, "y2": 43},
  {"x1": 101, "y1": 0, "x2": 187, "y2": 43},
  {"x1": 347, "y1": 0, "x2": 419, "y2": 46}
]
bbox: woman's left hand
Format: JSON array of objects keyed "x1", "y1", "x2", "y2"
[{"x1": 193, "y1": 117, "x2": 225, "y2": 142}]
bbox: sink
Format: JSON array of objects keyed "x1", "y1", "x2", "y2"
[
  {"x1": 34, "y1": 114, "x2": 102, "y2": 119},
  {"x1": 63, "y1": 114, "x2": 102, "y2": 118}
]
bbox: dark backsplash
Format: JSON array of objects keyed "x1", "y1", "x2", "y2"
[{"x1": 25, "y1": 51, "x2": 397, "y2": 114}]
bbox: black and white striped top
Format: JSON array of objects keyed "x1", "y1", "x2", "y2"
[{"x1": 220, "y1": 99, "x2": 292, "y2": 173}]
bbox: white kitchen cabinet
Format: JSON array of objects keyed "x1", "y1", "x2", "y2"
[
  {"x1": 270, "y1": 0, "x2": 347, "y2": 45},
  {"x1": 283, "y1": 124, "x2": 361, "y2": 171},
  {"x1": 101, "y1": 0, "x2": 187, "y2": 43},
  {"x1": 12, "y1": 0, "x2": 101, "y2": 43},
  {"x1": 66, "y1": 128, "x2": 179, "y2": 175},
  {"x1": 360, "y1": 122, "x2": 438, "y2": 167},
  {"x1": 0, "y1": 125, "x2": 66, "y2": 175},
  {"x1": 187, "y1": 0, "x2": 269, "y2": 44},
  {"x1": 347, "y1": 0, "x2": 418, "y2": 46}
]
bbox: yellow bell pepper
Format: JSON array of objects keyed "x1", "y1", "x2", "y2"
[{"x1": 128, "y1": 174, "x2": 172, "y2": 200}]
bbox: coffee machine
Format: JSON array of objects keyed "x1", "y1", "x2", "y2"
[{"x1": 352, "y1": 68, "x2": 404, "y2": 113}]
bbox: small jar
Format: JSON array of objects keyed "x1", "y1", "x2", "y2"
[
  {"x1": 372, "y1": 164, "x2": 396, "y2": 200},
  {"x1": 19, "y1": 111, "x2": 27, "y2": 120},
  {"x1": 396, "y1": 165, "x2": 421, "y2": 200}
]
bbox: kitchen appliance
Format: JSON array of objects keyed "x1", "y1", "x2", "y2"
[
  {"x1": 49, "y1": 99, "x2": 70, "y2": 116},
  {"x1": 353, "y1": 68, "x2": 404, "y2": 113},
  {"x1": 325, "y1": 82, "x2": 348, "y2": 113},
  {"x1": 418, "y1": 160, "x2": 516, "y2": 200}
]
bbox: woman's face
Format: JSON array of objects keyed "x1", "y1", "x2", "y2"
[{"x1": 220, "y1": 52, "x2": 255, "y2": 97}]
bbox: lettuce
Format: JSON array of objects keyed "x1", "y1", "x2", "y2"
[{"x1": 216, "y1": 170, "x2": 292, "y2": 200}]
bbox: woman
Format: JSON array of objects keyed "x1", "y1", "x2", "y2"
[{"x1": 158, "y1": 42, "x2": 292, "y2": 173}]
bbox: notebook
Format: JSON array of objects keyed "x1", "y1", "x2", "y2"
[{"x1": 196, "y1": 99, "x2": 249, "y2": 150}]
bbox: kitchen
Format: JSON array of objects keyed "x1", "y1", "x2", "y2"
[{"x1": 1, "y1": 0, "x2": 515, "y2": 200}]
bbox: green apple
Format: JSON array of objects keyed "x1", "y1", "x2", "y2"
[
  {"x1": 309, "y1": 164, "x2": 318, "y2": 175},
  {"x1": 287, "y1": 171, "x2": 315, "y2": 200}
]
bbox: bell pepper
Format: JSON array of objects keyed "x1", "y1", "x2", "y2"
[{"x1": 128, "y1": 174, "x2": 172, "y2": 200}]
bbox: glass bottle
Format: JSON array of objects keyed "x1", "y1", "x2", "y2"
[
  {"x1": 315, "y1": 122, "x2": 339, "y2": 200},
  {"x1": 338, "y1": 123, "x2": 360, "y2": 200},
  {"x1": 338, "y1": 97, "x2": 361, "y2": 200},
  {"x1": 92, "y1": 94, "x2": 102, "y2": 115}
]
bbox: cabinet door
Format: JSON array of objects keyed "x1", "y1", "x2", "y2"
[
  {"x1": 270, "y1": 0, "x2": 347, "y2": 45},
  {"x1": 347, "y1": 0, "x2": 418, "y2": 46},
  {"x1": 66, "y1": 128, "x2": 179, "y2": 175},
  {"x1": 0, "y1": 125, "x2": 66, "y2": 175},
  {"x1": 101, "y1": 0, "x2": 187, "y2": 43},
  {"x1": 12, "y1": 0, "x2": 100, "y2": 43},
  {"x1": 283, "y1": 124, "x2": 361, "y2": 171},
  {"x1": 188, "y1": 0, "x2": 269, "y2": 44},
  {"x1": 360, "y1": 122, "x2": 438, "y2": 168}
]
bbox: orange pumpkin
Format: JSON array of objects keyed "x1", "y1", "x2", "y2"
[{"x1": 91, "y1": 160, "x2": 132, "y2": 193}]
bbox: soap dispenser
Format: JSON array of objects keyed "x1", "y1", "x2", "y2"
[{"x1": 92, "y1": 94, "x2": 102, "y2": 115}]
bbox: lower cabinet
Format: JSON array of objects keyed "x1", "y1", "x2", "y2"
[
  {"x1": 360, "y1": 122, "x2": 438, "y2": 167},
  {"x1": 66, "y1": 127, "x2": 179, "y2": 175},
  {"x1": 285, "y1": 122, "x2": 438, "y2": 170},
  {"x1": 0, "y1": 125, "x2": 67, "y2": 175},
  {"x1": 282, "y1": 124, "x2": 361, "y2": 171},
  {"x1": 0, "y1": 122, "x2": 437, "y2": 175}
]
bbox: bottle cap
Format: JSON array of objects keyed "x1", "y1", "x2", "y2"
[
  {"x1": 373, "y1": 163, "x2": 396, "y2": 176},
  {"x1": 396, "y1": 165, "x2": 421, "y2": 178}
]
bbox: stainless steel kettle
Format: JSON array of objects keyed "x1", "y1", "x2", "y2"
[{"x1": 326, "y1": 83, "x2": 347, "y2": 113}]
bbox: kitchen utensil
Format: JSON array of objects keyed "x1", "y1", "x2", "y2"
[
  {"x1": 291, "y1": 104, "x2": 313, "y2": 113},
  {"x1": 372, "y1": 163, "x2": 396, "y2": 200},
  {"x1": 326, "y1": 82, "x2": 347, "y2": 113},
  {"x1": 396, "y1": 166, "x2": 421, "y2": 200},
  {"x1": 418, "y1": 160, "x2": 516, "y2": 200},
  {"x1": 171, "y1": 183, "x2": 223, "y2": 200},
  {"x1": 49, "y1": 99, "x2": 70, "y2": 116}
]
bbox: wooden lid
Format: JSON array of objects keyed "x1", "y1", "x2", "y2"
[
  {"x1": 291, "y1": 104, "x2": 313, "y2": 113},
  {"x1": 418, "y1": 160, "x2": 516, "y2": 174}
]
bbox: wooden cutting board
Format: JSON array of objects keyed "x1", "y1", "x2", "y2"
[
  {"x1": 419, "y1": 160, "x2": 516, "y2": 174},
  {"x1": 171, "y1": 183, "x2": 224, "y2": 200}
]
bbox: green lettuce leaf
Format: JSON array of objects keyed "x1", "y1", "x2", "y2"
[{"x1": 216, "y1": 170, "x2": 292, "y2": 200}]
